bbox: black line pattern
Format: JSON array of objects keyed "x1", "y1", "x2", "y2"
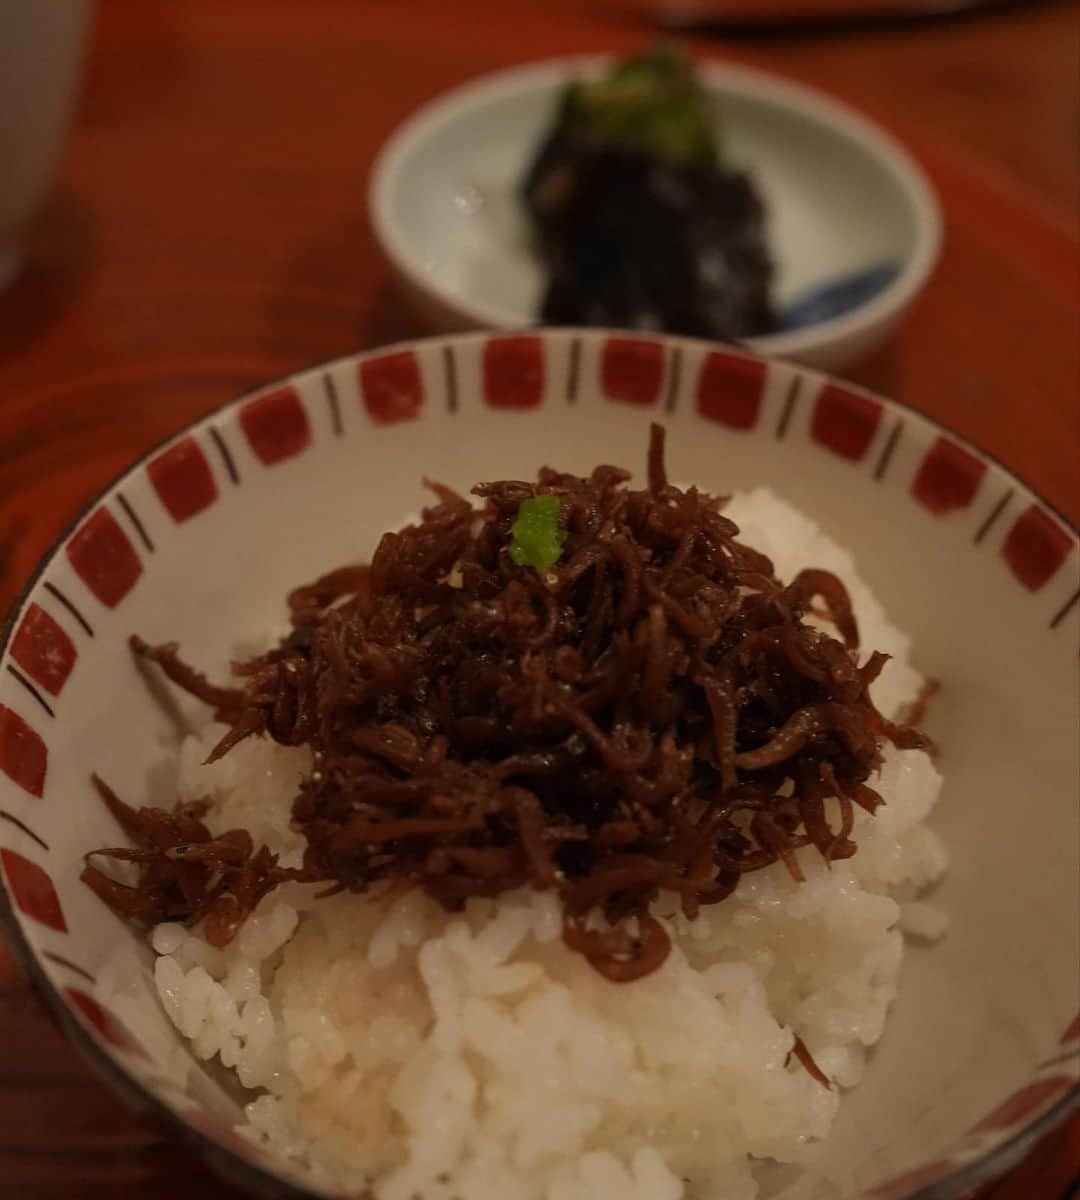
[
  {"x1": 115, "y1": 493, "x2": 153, "y2": 554},
  {"x1": 41, "y1": 952, "x2": 96, "y2": 985},
  {"x1": 42, "y1": 582, "x2": 93, "y2": 638},
  {"x1": 323, "y1": 373, "x2": 343, "y2": 436},
  {"x1": 974, "y1": 489, "x2": 1014, "y2": 545},
  {"x1": 0, "y1": 810, "x2": 49, "y2": 851},
  {"x1": 443, "y1": 345, "x2": 458, "y2": 414},
  {"x1": 775, "y1": 375, "x2": 801, "y2": 439},
  {"x1": 874, "y1": 419, "x2": 904, "y2": 481},
  {"x1": 1036, "y1": 1045, "x2": 1080, "y2": 1072},
  {"x1": 566, "y1": 338, "x2": 581, "y2": 406},
  {"x1": 5, "y1": 666, "x2": 54, "y2": 719},
  {"x1": 663, "y1": 349, "x2": 683, "y2": 415},
  {"x1": 208, "y1": 427, "x2": 239, "y2": 485},
  {"x1": 1050, "y1": 588, "x2": 1080, "y2": 630}
]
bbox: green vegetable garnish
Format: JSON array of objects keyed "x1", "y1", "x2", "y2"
[
  {"x1": 509, "y1": 494, "x2": 567, "y2": 571},
  {"x1": 557, "y1": 46, "x2": 721, "y2": 169}
]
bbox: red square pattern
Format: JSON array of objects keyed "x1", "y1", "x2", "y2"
[
  {"x1": 147, "y1": 436, "x2": 218, "y2": 522},
  {"x1": 66, "y1": 508, "x2": 142, "y2": 609},
  {"x1": 239, "y1": 386, "x2": 311, "y2": 465},
  {"x1": 0, "y1": 848, "x2": 66, "y2": 932},
  {"x1": 1001, "y1": 504, "x2": 1073, "y2": 591},
  {"x1": 483, "y1": 336, "x2": 545, "y2": 408},
  {"x1": 11, "y1": 603, "x2": 77, "y2": 696},
  {"x1": 911, "y1": 436, "x2": 987, "y2": 515},
  {"x1": 810, "y1": 383, "x2": 883, "y2": 461},
  {"x1": 601, "y1": 338, "x2": 665, "y2": 406},
  {"x1": 359, "y1": 351, "x2": 424, "y2": 424},
  {"x1": 696, "y1": 351, "x2": 766, "y2": 430},
  {"x1": 0, "y1": 705, "x2": 47, "y2": 796},
  {"x1": 972, "y1": 1075, "x2": 1074, "y2": 1134},
  {"x1": 64, "y1": 988, "x2": 146, "y2": 1057}
]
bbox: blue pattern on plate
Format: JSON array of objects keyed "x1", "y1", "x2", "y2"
[{"x1": 779, "y1": 261, "x2": 901, "y2": 331}]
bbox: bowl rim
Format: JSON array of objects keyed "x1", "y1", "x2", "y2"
[
  {"x1": 0, "y1": 328, "x2": 1075, "y2": 1200},
  {"x1": 368, "y1": 54, "x2": 944, "y2": 360}
]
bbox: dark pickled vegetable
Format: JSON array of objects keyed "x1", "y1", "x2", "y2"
[
  {"x1": 87, "y1": 426, "x2": 921, "y2": 984},
  {"x1": 523, "y1": 48, "x2": 775, "y2": 341}
]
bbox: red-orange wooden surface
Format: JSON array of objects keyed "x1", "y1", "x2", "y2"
[{"x1": 0, "y1": 1, "x2": 1077, "y2": 1196}]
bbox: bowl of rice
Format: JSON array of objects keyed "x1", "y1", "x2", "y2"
[{"x1": 0, "y1": 329, "x2": 1076, "y2": 1200}]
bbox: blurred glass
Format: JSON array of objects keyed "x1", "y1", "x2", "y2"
[{"x1": 0, "y1": 0, "x2": 92, "y2": 290}]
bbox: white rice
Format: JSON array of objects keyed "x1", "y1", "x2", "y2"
[{"x1": 136, "y1": 489, "x2": 948, "y2": 1199}]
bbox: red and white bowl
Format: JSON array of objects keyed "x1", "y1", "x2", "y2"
[{"x1": 1, "y1": 330, "x2": 1076, "y2": 1199}]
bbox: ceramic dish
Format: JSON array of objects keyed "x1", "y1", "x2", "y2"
[
  {"x1": 0, "y1": 330, "x2": 1076, "y2": 1200},
  {"x1": 369, "y1": 59, "x2": 942, "y2": 372}
]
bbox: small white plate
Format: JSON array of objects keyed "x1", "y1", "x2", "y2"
[{"x1": 370, "y1": 57, "x2": 942, "y2": 372}]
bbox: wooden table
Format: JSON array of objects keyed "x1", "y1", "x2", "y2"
[{"x1": 1, "y1": 1, "x2": 1077, "y2": 1196}]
